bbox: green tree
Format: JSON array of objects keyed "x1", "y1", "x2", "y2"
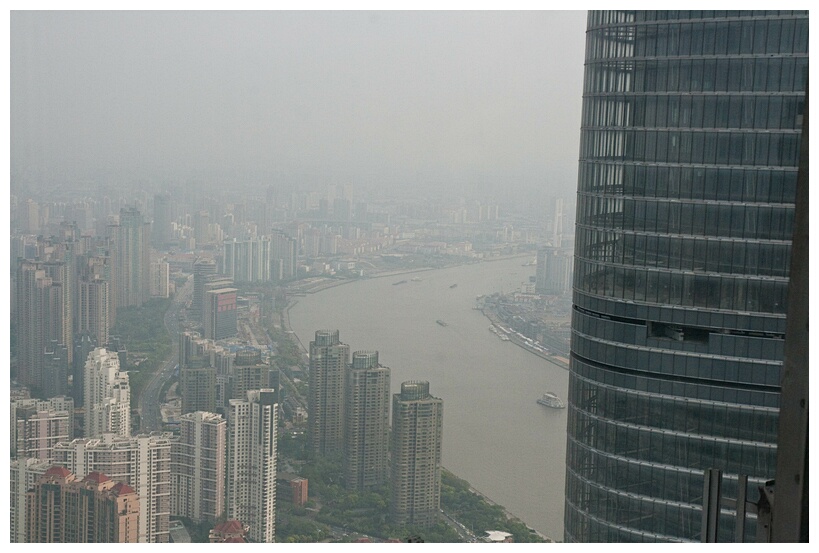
[{"x1": 110, "y1": 297, "x2": 172, "y2": 407}]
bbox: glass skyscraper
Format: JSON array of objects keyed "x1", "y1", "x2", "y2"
[{"x1": 565, "y1": 11, "x2": 808, "y2": 542}]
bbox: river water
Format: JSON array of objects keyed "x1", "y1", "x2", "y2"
[{"x1": 287, "y1": 257, "x2": 569, "y2": 540}]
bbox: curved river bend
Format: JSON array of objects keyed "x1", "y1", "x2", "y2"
[{"x1": 288, "y1": 257, "x2": 568, "y2": 540}]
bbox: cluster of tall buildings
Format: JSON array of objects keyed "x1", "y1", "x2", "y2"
[
  {"x1": 10, "y1": 280, "x2": 283, "y2": 545},
  {"x1": 10, "y1": 195, "x2": 292, "y2": 407},
  {"x1": 10, "y1": 344, "x2": 278, "y2": 543},
  {"x1": 10, "y1": 340, "x2": 173, "y2": 543},
  {"x1": 179, "y1": 331, "x2": 280, "y2": 413},
  {"x1": 12, "y1": 208, "x2": 160, "y2": 399},
  {"x1": 308, "y1": 330, "x2": 444, "y2": 527},
  {"x1": 10, "y1": 8, "x2": 808, "y2": 545},
  {"x1": 11, "y1": 326, "x2": 443, "y2": 542},
  {"x1": 190, "y1": 260, "x2": 238, "y2": 341},
  {"x1": 175, "y1": 335, "x2": 282, "y2": 542}
]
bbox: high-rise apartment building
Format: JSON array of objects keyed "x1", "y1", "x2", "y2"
[
  {"x1": 180, "y1": 361, "x2": 217, "y2": 415},
  {"x1": 10, "y1": 458, "x2": 53, "y2": 543},
  {"x1": 72, "y1": 332, "x2": 97, "y2": 408},
  {"x1": 25, "y1": 467, "x2": 140, "y2": 543},
  {"x1": 344, "y1": 351, "x2": 390, "y2": 491},
  {"x1": 194, "y1": 210, "x2": 211, "y2": 247},
  {"x1": 535, "y1": 246, "x2": 574, "y2": 296},
  {"x1": 270, "y1": 229, "x2": 297, "y2": 280},
  {"x1": 192, "y1": 259, "x2": 218, "y2": 321},
  {"x1": 552, "y1": 197, "x2": 566, "y2": 247},
  {"x1": 171, "y1": 411, "x2": 226, "y2": 524},
  {"x1": 78, "y1": 251, "x2": 115, "y2": 332},
  {"x1": 565, "y1": 10, "x2": 808, "y2": 542},
  {"x1": 41, "y1": 259, "x2": 73, "y2": 367},
  {"x1": 222, "y1": 237, "x2": 271, "y2": 283},
  {"x1": 227, "y1": 389, "x2": 278, "y2": 543},
  {"x1": 42, "y1": 340, "x2": 70, "y2": 399},
  {"x1": 11, "y1": 396, "x2": 74, "y2": 460},
  {"x1": 390, "y1": 381, "x2": 443, "y2": 527},
  {"x1": 149, "y1": 259, "x2": 170, "y2": 297},
  {"x1": 83, "y1": 347, "x2": 131, "y2": 438},
  {"x1": 152, "y1": 193, "x2": 172, "y2": 247},
  {"x1": 180, "y1": 329, "x2": 207, "y2": 368},
  {"x1": 16, "y1": 260, "x2": 68, "y2": 392},
  {"x1": 308, "y1": 330, "x2": 350, "y2": 457},
  {"x1": 179, "y1": 330, "x2": 239, "y2": 411},
  {"x1": 231, "y1": 349, "x2": 277, "y2": 403},
  {"x1": 304, "y1": 227, "x2": 321, "y2": 258},
  {"x1": 109, "y1": 207, "x2": 150, "y2": 309},
  {"x1": 203, "y1": 287, "x2": 238, "y2": 341},
  {"x1": 53, "y1": 433, "x2": 173, "y2": 543},
  {"x1": 78, "y1": 276, "x2": 110, "y2": 349},
  {"x1": 20, "y1": 198, "x2": 40, "y2": 234}
]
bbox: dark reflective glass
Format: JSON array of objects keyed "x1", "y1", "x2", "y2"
[{"x1": 569, "y1": 11, "x2": 806, "y2": 543}]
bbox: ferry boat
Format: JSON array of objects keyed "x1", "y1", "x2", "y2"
[
  {"x1": 436, "y1": 320, "x2": 449, "y2": 327},
  {"x1": 450, "y1": 284, "x2": 458, "y2": 288},
  {"x1": 411, "y1": 277, "x2": 422, "y2": 282},
  {"x1": 537, "y1": 392, "x2": 565, "y2": 409},
  {"x1": 393, "y1": 280, "x2": 407, "y2": 285}
]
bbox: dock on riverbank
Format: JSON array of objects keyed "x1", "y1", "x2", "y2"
[
  {"x1": 481, "y1": 309, "x2": 569, "y2": 371},
  {"x1": 286, "y1": 252, "x2": 534, "y2": 296}
]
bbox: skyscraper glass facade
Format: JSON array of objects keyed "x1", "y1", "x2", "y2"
[{"x1": 565, "y1": 11, "x2": 807, "y2": 542}]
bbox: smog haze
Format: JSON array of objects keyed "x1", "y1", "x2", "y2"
[{"x1": 11, "y1": 10, "x2": 587, "y2": 197}]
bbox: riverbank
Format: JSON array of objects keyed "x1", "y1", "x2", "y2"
[
  {"x1": 287, "y1": 252, "x2": 533, "y2": 296},
  {"x1": 280, "y1": 263, "x2": 558, "y2": 542},
  {"x1": 461, "y1": 482, "x2": 554, "y2": 542},
  {"x1": 481, "y1": 309, "x2": 569, "y2": 371}
]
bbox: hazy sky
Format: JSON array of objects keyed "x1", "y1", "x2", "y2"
[{"x1": 11, "y1": 10, "x2": 588, "y2": 196}]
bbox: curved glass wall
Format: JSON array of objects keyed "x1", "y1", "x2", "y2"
[{"x1": 565, "y1": 11, "x2": 807, "y2": 542}]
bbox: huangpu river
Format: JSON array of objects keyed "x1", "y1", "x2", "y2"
[{"x1": 288, "y1": 256, "x2": 569, "y2": 540}]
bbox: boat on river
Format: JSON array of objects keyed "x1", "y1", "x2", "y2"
[
  {"x1": 436, "y1": 320, "x2": 449, "y2": 327},
  {"x1": 393, "y1": 280, "x2": 407, "y2": 285},
  {"x1": 537, "y1": 392, "x2": 565, "y2": 409},
  {"x1": 450, "y1": 283, "x2": 458, "y2": 288}
]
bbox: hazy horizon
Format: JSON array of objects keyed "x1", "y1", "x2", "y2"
[{"x1": 11, "y1": 10, "x2": 587, "y2": 198}]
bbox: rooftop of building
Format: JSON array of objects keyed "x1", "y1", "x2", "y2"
[
  {"x1": 212, "y1": 520, "x2": 246, "y2": 535},
  {"x1": 110, "y1": 481, "x2": 136, "y2": 495},
  {"x1": 44, "y1": 465, "x2": 71, "y2": 478},
  {"x1": 168, "y1": 520, "x2": 192, "y2": 543},
  {"x1": 84, "y1": 471, "x2": 111, "y2": 484},
  {"x1": 276, "y1": 471, "x2": 306, "y2": 482},
  {"x1": 484, "y1": 530, "x2": 513, "y2": 542}
]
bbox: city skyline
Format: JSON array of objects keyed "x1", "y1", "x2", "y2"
[{"x1": 6, "y1": 9, "x2": 809, "y2": 544}]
